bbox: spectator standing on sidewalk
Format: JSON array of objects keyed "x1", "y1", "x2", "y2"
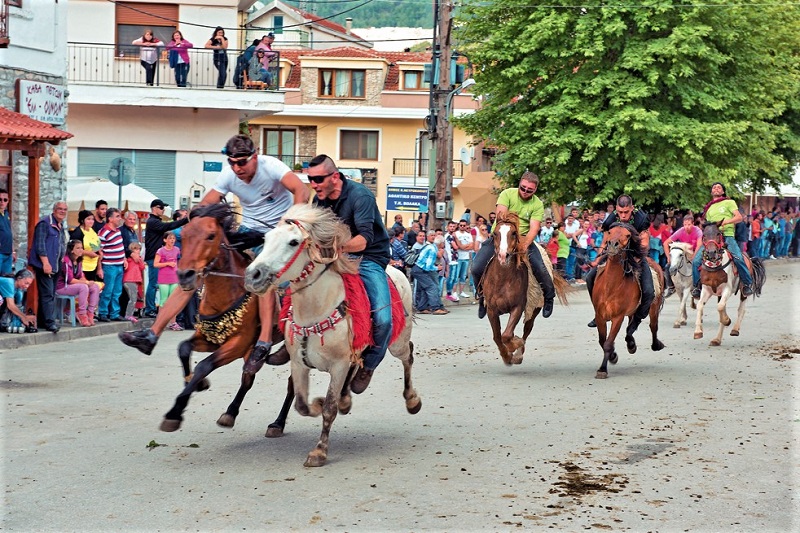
[
  {"x1": 0, "y1": 189, "x2": 14, "y2": 274},
  {"x1": 143, "y1": 199, "x2": 187, "y2": 317},
  {"x1": 28, "y1": 201, "x2": 68, "y2": 333},
  {"x1": 96, "y1": 208, "x2": 126, "y2": 322}
]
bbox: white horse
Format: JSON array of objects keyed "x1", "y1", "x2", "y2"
[
  {"x1": 693, "y1": 225, "x2": 766, "y2": 346},
  {"x1": 244, "y1": 204, "x2": 421, "y2": 467},
  {"x1": 667, "y1": 242, "x2": 694, "y2": 328}
]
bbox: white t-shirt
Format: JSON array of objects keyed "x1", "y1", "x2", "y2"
[
  {"x1": 537, "y1": 225, "x2": 554, "y2": 244},
  {"x1": 213, "y1": 155, "x2": 294, "y2": 230},
  {"x1": 455, "y1": 230, "x2": 473, "y2": 260}
]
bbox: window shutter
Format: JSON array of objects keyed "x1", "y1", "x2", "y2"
[{"x1": 116, "y1": 2, "x2": 178, "y2": 26}]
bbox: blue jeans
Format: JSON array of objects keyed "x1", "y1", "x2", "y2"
[
  {"x1": 359, "y1": 260, "x2": 392, "y2": 372},
  {"x1": 0, "y1": 253, "x2": 12, "y2": 275},
  {"x1": 565, "y1": 246, "x2": 577, "y2": 280},
  {"x1": 98, "y1": 264, "x2": 123, "y2": 318},
  {"x1": 145, "y1": 259, "x2": 158, "y2": 314},
  {"x1": 456, "y1": 258, "x2": 470, "y2": 285},
  {"x1": 445, "y1": 261, "x2": 458, "y2": 293},
  {"x1": 174, "y1": 63, "x2": 190, "y2": 86},
  {"x1": 411, "y1": 266, "x2": 444, "y2": 312},
  {"x1": 692, "y1": 236, "x2": 753, "y2": 288}
]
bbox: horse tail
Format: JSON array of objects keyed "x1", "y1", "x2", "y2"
[
  {"x1": 750, "y1": 257, "x2": 766, "y2": 297},
  {"x1": 552, "y1": 270, "x2": 571, "y2": 306}
]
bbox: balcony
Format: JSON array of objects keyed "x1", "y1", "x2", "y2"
[
  {"x1": 393, "y1": 158, "x2": 463, "y2": 178},
  {"x1": 67, "y1": 43, "x2": 284, "y2": 120}
]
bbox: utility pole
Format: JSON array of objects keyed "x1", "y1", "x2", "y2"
[{"x1": 427, "y1": 0, "x2": 453, "y2": 229}]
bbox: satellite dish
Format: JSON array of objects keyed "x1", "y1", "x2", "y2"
[
  {"x1": 459, "y1": 147, "x2": 471, "y2": 166},
  {"x1": 108, "y1": 157, "x2": 135, "y2": 186}
]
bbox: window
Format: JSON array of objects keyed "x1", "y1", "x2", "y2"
[
  {"x1": 403, "y1": 71, "x2": 428, "y2": 91},
  {"x1": 116, "y1": 2, "x2": 177, "y2": 56},
  {"x1": 273, "y1": 15, "x2": 283, "y2": 34},
  {"x1": 77, "y1": 148, "x2": 176, "y2": 203},
  {"x1": 340, "y1": 130, "x2": 378, "y2": 161},
  {"x1": 263, "y1": 129, "x2": 296, "y2": 168},
  {"x1": 319, "y1": 69, "x2": 366, "y2": 99}
]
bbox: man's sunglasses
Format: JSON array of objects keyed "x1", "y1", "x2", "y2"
[
  {"x1": 308, "y1": 171, "x2": 336, "y2": 184},
  {"x1": 519, "y1": 186, "x2": 535, "y2": 194},
  {"x1": 227, "y1": 154, "x2": 255, "y2": 167}
]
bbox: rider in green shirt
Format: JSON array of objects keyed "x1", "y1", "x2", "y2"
[
  {"x1": 471, "y1": 171, "x2": 556, "y2": 319},
  {"x1": 691, "y1": 182, "x2": 754, "y2": 297}
]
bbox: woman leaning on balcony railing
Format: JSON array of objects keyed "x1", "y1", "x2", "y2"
[
  {"x1": 205, "y1": 26, "x2": 228, "y2": 89},
  {"x1": 166, "y1": 30, "x2": 194, "y2": 88},
  {"x1": 132, "y1": 29, "x2": 163, "y2": 86}
]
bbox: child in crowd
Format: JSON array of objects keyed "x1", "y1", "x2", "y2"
[
  {"x1": 123, "y1": 242, "x2": 146, "y2": 323},
  {"x1": 154, "y1": 231, "x2": 182, "y2": 330}
]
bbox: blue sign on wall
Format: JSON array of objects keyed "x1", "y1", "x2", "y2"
[
  {"x1": 386, "y1": 186, "x2": 429, "y2": 212},
  {"x1": 203, "y1": 161, "x2": 223, "y2": 172}
]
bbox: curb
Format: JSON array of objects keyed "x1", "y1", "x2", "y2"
[{"x1": 0, "y1": 319, "x2": 154, "y2": 351}]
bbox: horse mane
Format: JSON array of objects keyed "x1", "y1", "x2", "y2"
[
  {"x1": 189, "y1": 202, "x2": 236, "y2": 235},
  {"x1": 282, "y1": 204, "x2": 360, "y2": 275}
]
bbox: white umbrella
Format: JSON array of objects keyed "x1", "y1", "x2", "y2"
[{"x1": 66, "y1": 178, "x2": 171, "y2": 217}]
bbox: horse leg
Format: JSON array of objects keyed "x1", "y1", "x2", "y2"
[
  {"x1": 161, "y1": 354, "x2": 220, "y2": 432},
  {"x1": 502, "y1": 308, "x2": 524, "y2": 365},
  {"x1": 730, "y1": 296, "x2": 747, "y2": 337},
  {"x1": 394, "y1": 339, "x2": 422, "y2": 414},
  {"x1": 304, "y1": 360, "x2": 350, "y2": 467},
  {"x1": 597, "y1": 317, "x2": 624, "y2": 379},
  {"x1": 624, "y1": 316, "x2": 640, "y2": 354},
  {"x1": 678, "y1": 288, "x2": 689, "y2": 326},
  {"x1": 711, "y1": 292, "x2": 731, "y2": 346},
  {"x1": 292, "y1": 361, "x2": 313, "y2": 417},
  {"x1": 488, "y1": 311, "x2": 512, "y2": 366},
  {"x1": 338, "y1": 365, "x2": 356, "y2": 415},
  {"x1": 649, "y1": 301, "x2": 665, "y2": 351},
  {"x1": 178, "y1": 335, "x2": 210, "y2": 391},
  {"x1": 216, "y1": 372, "x2": 255, "y2": 428},
  {"x1": 266, "y1": 376, "x2": 294, "y2": 438},
  {"x1": 693, "y1": 288, "x2": 711, "y2": 339}
]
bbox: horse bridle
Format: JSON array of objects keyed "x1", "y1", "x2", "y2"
[{"x1": 669, "y1": 246, "x2": 693, "y2": 277}]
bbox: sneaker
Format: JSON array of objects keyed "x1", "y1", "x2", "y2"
[
  {"x1": 350, "y1": 367, "x2": 374, "y2": 394},
  {"x1": 691, "y1": 286, "x2": 701, "y2": 299},
  {"x1": 118, "y1": 328, "x2": 158, "y2": 355},
  {"x1": 446, "y1": 294, "x2": 459, "y2": 302},
  {"x1": 168, "y1": 322, "x2": 184, "y2": 331},
  {"x1": 124, "y1": 315, "x2": 139, "y2": 324},
  {"x1": 97, "y1": 316, "x2": 110, "y2": 323},
  {"x1": 459, "y1": 291, "x2": 471, "y2": 298}
]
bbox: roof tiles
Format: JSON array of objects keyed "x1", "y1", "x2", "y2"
[{"x1": 0, "y1": 107, "x2": 73, "y2": 142}]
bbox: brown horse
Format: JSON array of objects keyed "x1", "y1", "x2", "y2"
[
  {"x1": 591, "y1": 223, "x2": 665, "y2": 379},
  {"x1": 482, "y1": 212, "x2": 569, "y2": 365},
  {"x1": 159, "y1": 202, "x2": 293, "y2": 436}
]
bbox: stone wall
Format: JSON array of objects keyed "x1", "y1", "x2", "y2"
[
  {"x1": 297, "y1": 126, "x2": 317, "y2": 160},
  {"x1": 299, "y1": 68, "x2": 383, "y2": 106},
  {"x1": 0, "y1": 67, "x2": 69, "y2": 263}
]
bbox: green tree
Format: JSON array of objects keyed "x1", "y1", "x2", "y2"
[{"x1": 456, "y1": 1, "x2": 800, "y2": 210}]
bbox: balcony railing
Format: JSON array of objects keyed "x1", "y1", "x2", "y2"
[
  {"x1": 68, "y1": 42, "x2": 281, "y2": 90},
  {"x1": 393, "y1": 158, "x2": 463, "y2": 178},
  {"x1": 268, "y1": 154, "x2": 316, "y2": 170}
]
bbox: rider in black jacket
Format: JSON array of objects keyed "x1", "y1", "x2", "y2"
[{"x1": 586, "y1": 195, "x2": 655, "y2": 328}]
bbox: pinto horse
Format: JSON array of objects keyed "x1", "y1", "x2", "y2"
[
  {"x1": 159, "y1": 202, "x2": 294, "y2": 437},
  {"x1": 482, "y1": 212, "x2": 569, "y2": 365},
  {"x1": 591, "y1": 223, "x2": 665, "y2": 379},
  {"x1": 667, "y1": 242, "x2": 695, "y2": 328},
  {"x1": 244, "y1": 203, "x2": 421, "y2": 467},
  {"x1": 693, "y1": 223, "x2": 765, "y2": 346}
]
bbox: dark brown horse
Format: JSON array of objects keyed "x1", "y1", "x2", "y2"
[
  {"x1": 591, "y1": 223, "x2": 665, "y2": 379},
  {"x1": 483, "y1": 212, "x2": 569, "y2": 365},
  {"x1": 159, "y1": 202, "x2": 293, "y2": 437}
]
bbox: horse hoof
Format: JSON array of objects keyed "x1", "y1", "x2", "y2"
[
  {"x1": 265, "y1": 425, "x2": 284, "y2": 438},
  {"x1": 216, "y1": 413, "x2": 235, "y2": 428},
  {"x1": 160, "y1": 419, "x2": 181, "y2": 432},
  {"x1": 730, "y1": 329, "x2": 740, "y2": 337},
  {"x1": 338, "y1": 396, "x2": 352, "y2": 415},
  {"x1": 309, "y1": 397, "x2": 324, "y2": 417},
  {"x1": 196, "y1": 378, "x2": 210, "y2": 392},
  {"x1": 595, "y1": 371, "x2": 609, "y2": 379},
  {"x1": 673, "y1": 323, "x2": 681, "y2": 329},
  {"x1": 710, "y1": 339, "x2": 721, "y2": 347},
  {"x1": 693, "y1": 332, "x2": 703, "y2": 339},
  {"x1": 680, "y1": 320, "x2": 687, "y2": 326},
  {"x1": 511, "y1": 355, "x2": 524, "y2": 365},
  {"x1": 652, "y1": 341, "x2": 665, "y2": 351},
  {"x1": 609, "y1": 353, "x2": 618, "y2": 365},
  {"x1": 626, "y1": 339, "x2": 637, "y2": 354},
  {"x1": 304, "y1": 453, "x2": 327, "y2": 467},
  {"x1": 406, "y1": 397, "x2": 422, "y2": 415}
]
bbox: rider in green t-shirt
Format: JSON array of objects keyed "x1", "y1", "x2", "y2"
[
  {"x1": 471, "y1": 171, "x2": 556, "y2": 319},
  {"x1": 691, "y1": 182, "x2": 754, "y2": 297}
]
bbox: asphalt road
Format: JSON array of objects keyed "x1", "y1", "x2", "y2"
[{"x1": 2, "y1": 261, "x2": 798, "y2": 532}]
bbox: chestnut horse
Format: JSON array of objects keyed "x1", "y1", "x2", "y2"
[
  {"x1": 245, "y1": 204, "x2": 421, "y2": 467},
  {"x1": 159, "y1": 202, "x2": 294, "y2": 437},
  {"x1": 591, "y1": 223, "x2": 665, "y2": 379},
  {"x1": 693, "y1": 223, "x2": 765, "y2": 346},
  {"x1": 482, "y1": 212, "x2": 569, "y2": 365}
]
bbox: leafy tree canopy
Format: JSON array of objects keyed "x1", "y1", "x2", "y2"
[{"x1": 455, "y1": 1, "x2": 800, "y2": 211}]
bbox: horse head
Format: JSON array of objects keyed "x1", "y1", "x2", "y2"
[
  {"x1": 701, "y1": 222, "x2": 725, "y2": 266},
  {"x1": 668, "y1": 242, "x2": 691, "y2": 275},
  {"x1": 605, "y1": 223, "x2": 632, "y2": 256},
  {"x1": 177, "y1": 202, "x2": 237, "y2": 290},
  {"x1": 245, "y1": 204, "x2": 358, "y2": 295},
  {"x1": 492, "y1": 212, "x2": 523, "y2": 266}
]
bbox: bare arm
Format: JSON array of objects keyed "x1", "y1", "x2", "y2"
[
  {"x1": 342, "y1": 235, "x2": 367, "y2": 254},
  {"x1": 199, "y1": 188, "x2": 225, "y2": 206},
  {"x1": 280, "y1": 171, "x2": 311, "y2": 205}
]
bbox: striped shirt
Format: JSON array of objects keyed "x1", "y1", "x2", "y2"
[{"x1": 98, "y1": 225, "x2": 125, "y2": 266}]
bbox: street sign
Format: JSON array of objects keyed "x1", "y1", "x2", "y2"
[
  {"x1": 386, "y1": 186, "x2": 429, "y2": 212},
  {"x1": 204, "y1": 161, "x2": 223, "y2": 172}
]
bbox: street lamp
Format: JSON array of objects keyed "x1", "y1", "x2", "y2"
[{"x1": 443, "y1": 78, "x2": 476, "y2": 207}]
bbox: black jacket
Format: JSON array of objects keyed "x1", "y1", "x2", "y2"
[{"x1": 144, "y1": 214, "x2": 187, "y2": 261}]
